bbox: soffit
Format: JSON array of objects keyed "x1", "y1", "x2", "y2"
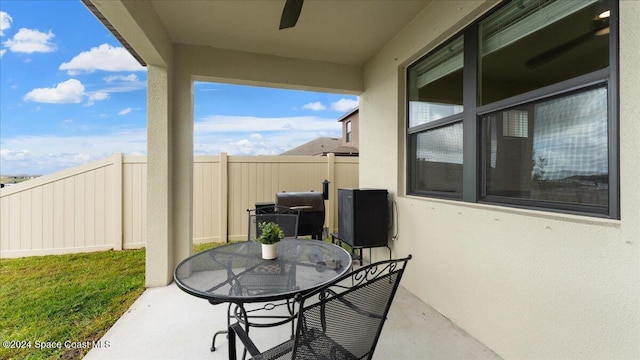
[{"x1": 149, "y1": 0, "x2": 430, "y2": 66}]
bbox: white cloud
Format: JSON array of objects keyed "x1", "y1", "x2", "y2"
[
  {"x1": 23, "y1": 79, "x2": 128, "y2": 106},
  {"x1": 1, "y1": 114, "x2": 342, "y2": 175},
  {"x1": 0, "y1": 149, "x2": 92, "y2": 174},
  {"x1": 0, "y1": 148, "x2": 29, "y2": 161},
  {"x1": 0, "y1": 129, "x2": 147, "y2": 175},
  {"x1": 59, "y1": 44, "x2": 145, "y2": 74},
  {"x1": 0, "y1": 11, "x2": 13, "y2": 36},
  {"x1": 303, "y1": 101, "x2": 327, "y2": 111},
  {"x1": 23, "y1": 79, "x2": 85, "y2": 104},
  {"x1": 194, "y1": 134, "x2": 280, "y2": 157},
  {"x1": 193, "y1": 115, "x2": 341, "y2": 157},
  {"x1": 99, "y1": 81, "x2": 146, "y2": 94},
  {"x1": 0, "y1": 49, "x2": 5, "y2": 58},
  {"x1": 88, "y1": 91, "x2": 109, "y2": 102},
  {"x1": 3, "y1": 28, "x2": 55, "y2": 53},
  {"x1": 195, "y1": 115, "x2": 341, "y2": 134},
  {"x1": 85, "y1": 91, "x2": 110, "y2": 106},
  {"x1": 44, "y1": 152, "x2": 91, "y2": 167},
  {"x1": 104, "y1": 74, "x2": 139, "y2": 83},
  {"x1": 331, "y1": 98, "x2": 359, "y2": 112},
  {"x1": 118, "y1": 108, "x2": 132, "y2": 115}
]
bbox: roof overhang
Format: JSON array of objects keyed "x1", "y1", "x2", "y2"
[{"x1": 83, "y1": 0, "x2": 431, "y2": 92}]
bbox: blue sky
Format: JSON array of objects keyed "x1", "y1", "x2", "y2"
[{"x1": 0, "y1": 1, "x2": 358, "y2": 176}]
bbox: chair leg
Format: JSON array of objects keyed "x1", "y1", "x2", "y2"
[{"x1": 228, "y1": 327, "x2": 237, "y2": 360}]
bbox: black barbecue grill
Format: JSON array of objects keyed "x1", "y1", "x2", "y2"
[{"x1": 275, "y1": 191, "x2": 325, "y2": 239}]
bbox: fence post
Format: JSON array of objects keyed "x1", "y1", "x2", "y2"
[
  {"x1": 113, "y1": 152, "x2": 123, "y2": 250},
  {"x1": 326, "y1": 153, "x2": 336, "y2": 236},
  {"x1": 219, "y1": 152, "x2": 229, "y2": 243}
]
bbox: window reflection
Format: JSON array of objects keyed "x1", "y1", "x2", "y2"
[
  {"x1": 484, "y1": 86, "x2": 608, "y2": 207},
  {"x1": 479, "y1": 0, "x2": 610, "y2": 105},
  {"x1": 412, "y1": 122, "x2": 463, "y2": 194},
  {"x1": 408, "y1": 36, "x2": 463, "y2": 127}
]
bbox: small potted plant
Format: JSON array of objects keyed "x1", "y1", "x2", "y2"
[{"x1": 257, "y1": 221, "x2": 284, "y2": 260}]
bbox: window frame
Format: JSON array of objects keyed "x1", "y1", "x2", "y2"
[{"x1": 405, "y1": 0, "x2": 619, "y2": 219}]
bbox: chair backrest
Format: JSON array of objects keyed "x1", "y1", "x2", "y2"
[
  {"x1": 291, "y1": 255, "x2": 412, "y2": 360},
  {"x1": 247, "y1": 212, "x2": 299, "y2": 241}
]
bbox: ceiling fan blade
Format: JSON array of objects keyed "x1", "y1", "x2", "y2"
[
  {"x1": 526, "y1": 18, "x2": 609, "y2": 69},
  {"x1": 279, "y1": 0, "x2": 304, "y2": 30},
  {"x1": 525, "y1": 31, "x2": 597, "y2": 68}
]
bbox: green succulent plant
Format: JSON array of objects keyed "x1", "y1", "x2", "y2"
[{"x1": 256, "y1": 222, "x2": 285, "y2": 245}]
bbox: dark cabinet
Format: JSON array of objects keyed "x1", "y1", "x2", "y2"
[{"x1": 337, "y1": 189, "x2": 388, "y2": 248}]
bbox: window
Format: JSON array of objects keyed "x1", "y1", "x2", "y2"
[
  {"x1": 407, "y1": 35, "x2": 464, "y2": 198},
  {"x1": 410, "y1": 123, "x2": 463, "y2": 194},
  {"x1": 346, "y1": 121, "x2": 352, "y2": 142},
  {"x1": 482, "y1": 86, "x2": 609, "y2": 213},
  {"x1": 407, "y1": 0, "x2": 617, "y2": 218}
]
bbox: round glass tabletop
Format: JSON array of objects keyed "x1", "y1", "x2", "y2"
[{"x1": 174, "y1": 239, "x2": 352, "y2": 304}]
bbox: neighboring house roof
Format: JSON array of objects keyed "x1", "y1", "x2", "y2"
[
  {"x1": 281, "y1": 137, "x2": 343, "y2": 156},
  {"x1": 337, "y1": 107, "x2": 358, "y2": 122},
  {"x1": 321, "y1": 146, "x2": 359, "y2": 156},
  {"x1": 281, "y1": 107, "x2": 360, "y2": 156}
]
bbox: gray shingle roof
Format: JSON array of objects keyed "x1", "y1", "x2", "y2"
[{"x1": 280, "y1": 137, "x2": 343, "y2": 156}]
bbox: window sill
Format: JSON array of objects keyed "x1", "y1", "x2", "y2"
[{"x1": 403, "y1": 194, "x2": 621, "y2": 228}]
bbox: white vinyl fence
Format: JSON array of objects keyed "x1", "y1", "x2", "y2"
[{"x1": 0, "y1": 153, "x2": 358, "y2": 258}]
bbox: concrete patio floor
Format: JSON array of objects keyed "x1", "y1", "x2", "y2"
[{"x1": 84, "y1": 281, "x2": 502, "y2": 360}]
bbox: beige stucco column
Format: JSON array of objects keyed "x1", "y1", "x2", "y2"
[
  {"x1": 146, "y1": 63, "x2": 193, "y2": 287},
  {"x1": 171, "y1": 56, "x2": 194, "y2": 274},
  {"x1": 146, "y1": 65, "x2": 174, "y2": 287}
]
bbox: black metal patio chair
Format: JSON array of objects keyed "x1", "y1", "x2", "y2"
[
  {"x1": 237, "y1": 210, "x2": 300, "y2": 297},
  {"x1": 228, "y1": 255, "x2": 412, "y2": 360},
  {"x1": 248, "y1": 207, "x2": 300, "y2": 241}
]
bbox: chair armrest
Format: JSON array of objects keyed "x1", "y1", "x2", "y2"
[{"x1": 228, "y1": 322, "x2": 265, "y2": 360}]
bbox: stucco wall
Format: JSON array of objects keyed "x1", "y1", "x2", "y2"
[{"x1": 361, "y1": 1, "x2": 639, "y2": 359}]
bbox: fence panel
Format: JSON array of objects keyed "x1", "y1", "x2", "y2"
[
  {"x1": 226, "y1": 156, "x2": 334, "y2": 241},
  {"x1": 0, "y1": 153, "x2": 359, "y2": 258},
  {"x1": 0, "y1": 155, "x2": 118, "y2": 258},
  {"x1": 193, "y1": 157, "x2": 222, "y2": 243},
  {"x1": 122, "y1": 156, "x2": 147, "y2": 249}
]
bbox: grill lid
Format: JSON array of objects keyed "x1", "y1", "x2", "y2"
[
  {"x1": 275, "y1": 191, "x2": 324, "y2": 212},
  {"x1": 275, "y1": 191, "x2": 325, "y2": 239}
]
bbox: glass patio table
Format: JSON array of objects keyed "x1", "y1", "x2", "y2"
[{"x1": 173, "y1": 238, "x2": 352, "y2": 351}]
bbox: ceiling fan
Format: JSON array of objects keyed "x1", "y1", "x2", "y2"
[{"x1": 279, "y1": 0, "x2": 304, "y2": 30}]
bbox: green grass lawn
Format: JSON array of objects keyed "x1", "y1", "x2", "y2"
[
  {"x1": 0, "y1": 242, "x2": 224, "y2": 360},
  {"x1": 0, "y1": 249, "x2": 145, "y2": 359}
]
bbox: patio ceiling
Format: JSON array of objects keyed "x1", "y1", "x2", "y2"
[{"x1": 86, "y1": 0, "x2": 431, "y2": 69}]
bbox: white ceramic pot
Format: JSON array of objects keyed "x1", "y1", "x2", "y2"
[{"x1": 261, "y1": 243, "x2": 277, "y2": 260}]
